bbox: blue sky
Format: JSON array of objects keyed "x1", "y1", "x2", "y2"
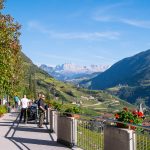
[{"x1": 3, "y1": 0, "x2": 150, "y2": 66}]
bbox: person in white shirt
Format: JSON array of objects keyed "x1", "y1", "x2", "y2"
[
  {"x1": 19, "y1": 95, "x2": 29, "y2": 123},
  {"x1": 2, "y1": 98, "x2": 7, "y2": 105}
]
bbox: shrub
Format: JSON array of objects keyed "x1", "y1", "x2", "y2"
[
  {"x1": 115, "y1": 107, "x2": 144, "y2": 129},
  {"x1": 0, "y1": 105, "x2": 7, "y2": 116}
]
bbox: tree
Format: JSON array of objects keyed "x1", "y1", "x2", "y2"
[{"x1": 0, "y1": 0, "x2": 22, "y2": 96}]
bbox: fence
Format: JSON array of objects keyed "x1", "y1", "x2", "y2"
[
  {"x1": 48, "y1": 109, "x2": 150, "y2": 150},
  {"x1": 76, "y1": 118, "x2": 150, "y2": 150},
  {"x1": 135, "y1": 125, "x2": 150, "y2": 150},
  {"x1": 77, "y1": 119, "x2": 104, "y2": 150}
]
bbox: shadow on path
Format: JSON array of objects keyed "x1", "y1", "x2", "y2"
[
  {"x1": 8, "y1": 137, "x2": 63, "y2": 147},
  {"x1": 2, "y1": 111, "x2": 70, "y2": 150},
  {"x1": 12, "y1": 126, "x2": 50, "y2": 133}
]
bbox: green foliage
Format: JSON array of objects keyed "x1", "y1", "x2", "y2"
[
  {"x1": 52, "y1": 101, "x2": 62, "y2": 111},
  {"x1": 115, "y1": 108, "x2": 144, "y2": 129},
  {"x1": 63, "y1": 105, "x2": 81, "y2": 114},
  {"x1": 45, "y1": 100, "x2": 62, "y2": 111},
  {"x1": 0, "y1": 1, "x2": 23, "y2": 96},
  {"x1": 0, "y1": 0, "x2": 4, "y2": 10},
  {"x1": 108, "y1": 85, "x2": 150, "y2": 107},
  {"x1": 0, "y1": 105, "x2": 7, "y2": 116}
]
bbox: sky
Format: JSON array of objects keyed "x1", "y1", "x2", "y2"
[{"x1": 2, "y1": 0, "x2": 150, "y2": 66}]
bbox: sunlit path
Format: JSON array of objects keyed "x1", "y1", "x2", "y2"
[{"x1": 0, "y1": 111, "x2": 70, "y2": 150}]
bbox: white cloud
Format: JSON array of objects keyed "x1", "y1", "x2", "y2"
[
  {"x1": 94, "y1": 2, "x2": 126, "y2": 15},
  {"x1": 92, "y1": 2, "x2": 127, "y2": 22},
  {"x1": 27, "y1": 20, "x2": 120, "y2": 40},
  {"x1": 52, "y1": 31, "x2": 120, "y2": 40},
  {"x1": 33, "y1": 52, "x2": 89, "y2": 63},
  {"x1": 121, "y1": 19, "x2": 150, "y2": 29}
]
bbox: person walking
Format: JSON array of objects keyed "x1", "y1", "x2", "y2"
[
  {"x1": 14, "y1": 95, "x2": 20, "y2": 109},
  {"x1": 19, "y1": 95, "x2": 29, "y2": 123},
  {"x1": 38, "y1": 94, "x2": 46, "y2": 128}
]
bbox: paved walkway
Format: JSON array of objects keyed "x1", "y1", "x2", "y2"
[{"x1": 0, "y1": 111, "x2": 70, "y2": 150}]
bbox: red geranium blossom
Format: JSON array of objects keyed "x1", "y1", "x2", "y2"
[
  {"x1": 132, "y1": 110, "x2": 138, "y2": 115},
  {"x1": 129, "y1": 120, "x2": 133, "y2": 123},
  {"x1": 138, "y1": 111, "x2": 143, "y2": 117},
  {"x1": 115, "y1": 108, "x2": 144, "y2": 130},
  {"x1": 115, "y1": 114, "x2": 119, "y2": 119}
]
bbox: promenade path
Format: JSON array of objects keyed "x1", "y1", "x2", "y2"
[{"x1": 0, "y1": 110, "x2": 70, "y2": 150}]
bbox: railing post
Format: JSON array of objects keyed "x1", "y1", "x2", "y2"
[
  {"x1": 57, "y1": 115, "x2": 77, "y2": 148},
  {"x1": 104, "y1": 126, "x2": 136, "y2": 150},
  {"x1": 45, "y1": 108, "x2": 50, "y2": 124},
  {"x1": 49, "y1": 109, "x2": 57, "y2": 132}
]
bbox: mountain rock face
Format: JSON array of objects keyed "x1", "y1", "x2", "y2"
[{"x1": 40, "y1": 63, "x2": 109, "y2": 81}]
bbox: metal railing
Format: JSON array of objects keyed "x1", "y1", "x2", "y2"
[
  {"x1": 136, "y1": 126, "x2": 150, "y2": 150},
  {"x1": 76, "y1": 117, "x2": 150, "y2": 150},
  {"x1": 48, "y1": 109, "x2": 150, "y2": 150},
  {"x1": 77, "y1": 119, "x2": 104, "y2": 150}
]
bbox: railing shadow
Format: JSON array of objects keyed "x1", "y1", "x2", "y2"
[{"x1": 4, "y1": 112, "x2": 68, "y2": 149}]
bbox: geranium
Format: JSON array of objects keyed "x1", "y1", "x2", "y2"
[{"x1": 114, "y1": 108, "x2": 144, "y2": 129}]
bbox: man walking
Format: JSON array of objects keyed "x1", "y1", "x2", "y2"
[
  {"x1": 14, "y1": 95, "x2": 20, "y2": 109},
  {"x1": 38, "y1": 94, "x2": 46, "y2": 128},
  {"x1": 19, "y1": 95, "x2": 29, "y2": 123}
]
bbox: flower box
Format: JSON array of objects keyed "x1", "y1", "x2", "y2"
[{"x1": 115, "y1": 107, "x2": 144, "y2": 130}]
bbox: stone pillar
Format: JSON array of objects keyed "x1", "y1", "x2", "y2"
[
  {"x1": 53, "y1": 111, "x2": 58, "y2": 134},
  {"x1": 104, "y1": 126, "x2": 136, "y2": 150},
  {"x1": 45, "y1": 108, "x2": 50, "y2": 124},
  {"x1": 57, "y1": 116, "x2": 77, "y2": 148},
  {"x1": 49, "y1": 109, "x2": 57, "y2": 132}
]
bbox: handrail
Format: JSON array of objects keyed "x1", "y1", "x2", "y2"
[{"x1": 105, "y1": 119, "x2": 150, "y2": 131}]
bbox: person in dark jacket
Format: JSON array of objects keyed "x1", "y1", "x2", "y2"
[{"x1": 38, "y1": 94, "x2": 46, "y2": 128}]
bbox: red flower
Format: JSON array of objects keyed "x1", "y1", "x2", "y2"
[
  {"x1": 131, "y1": 126, "x2": 136, "y2": 130},
  {"x1": 132, "y1": 110, "x2": 138, "y2": 115},
  {"x1": 138, "y1": 112, "x2": 143, "y2": 117},
  {"x1": 129, "y1": 120, "x2": 133, "y2": 123},
  {"x1": 115, "y1": 114, "x2": 119, "y2": 119}
]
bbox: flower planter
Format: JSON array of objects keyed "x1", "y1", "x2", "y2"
[
  {"x1": 115, "y1": 108, "x2": 144, "y2": 131},
  {"x1": 116, "y1": 123, "x2": 128, "y2": 128},
  {"x1": 116, "y1": 123, "x2": 136, "y2": 130},
  {"x1": 72, "y1": 114, "x2": 80, "y2": 119},
  {"x1": 63, "y1": 113, "x2": 80, "y2": 119}
]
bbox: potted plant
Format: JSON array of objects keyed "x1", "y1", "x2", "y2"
[
  {"x1": 114, "y1": 107, "x2": 144, "y2": 130},
  {"x1": 63, "y1": 105, "x2": 81, "y2": 119}
]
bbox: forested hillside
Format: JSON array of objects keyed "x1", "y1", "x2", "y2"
[{"x1": 80, "y1": 49, "x2": 150, "y2": 106}]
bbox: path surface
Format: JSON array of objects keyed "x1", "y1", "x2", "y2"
[{"x1": 0, "y1": 111, "x2": 70, "y2": 150}]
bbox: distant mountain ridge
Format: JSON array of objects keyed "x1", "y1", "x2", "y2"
[
  {"x1": 40, "y1": 63, "x2": 109, "y2": 81},
  {"x1": 88, "y1": 49, "x2": 150, "y2": 89},
  {"x1": 80, "y1": 49, "x2": 150, "y2": 106}
]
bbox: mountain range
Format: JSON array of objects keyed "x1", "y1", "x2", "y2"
[
  {"x1": 40, "y1": 63, "x2": 109, "y2": 81},
  {"x1": 80, "y1": 49, "x2": 150, "y2": 106},
  {"x1": 20, "y1": 53, "x2": 133, "y2": 115}
]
